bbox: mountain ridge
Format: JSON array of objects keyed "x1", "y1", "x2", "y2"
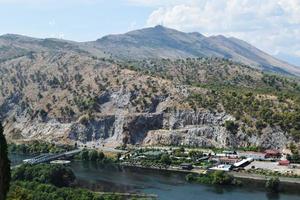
[
  {"x1": 1, "y1": 25, "x2": 299, "y2": 76},
  {"x1": 93, "y1": 25, "x2": 300, "y2": 76},
  {"x1": 1, "y1": 29, "x2": 300, "y2": 149}
]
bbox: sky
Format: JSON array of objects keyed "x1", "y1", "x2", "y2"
[{"x1": 0, "y1": 0, "x2": 300, "y2": 66}]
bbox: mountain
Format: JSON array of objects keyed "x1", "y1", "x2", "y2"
[
  {"x1": 0, "y1": 34, "x2": 107, "y2": 62},
  {"x1": 1, "y1": 26, "x2": 299, "y2": 76},
  {"x1": 92, "y1": 25, "x2": 300, "y2": 76},
  {"x1": 0, "y1": 27, "x2": 300, "y2": 149}
]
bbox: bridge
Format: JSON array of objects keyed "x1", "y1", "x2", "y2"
[{"x1": 23, "y1": 149, "x2": 82, "y2": 165}]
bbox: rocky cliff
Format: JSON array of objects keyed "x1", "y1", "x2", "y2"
[{"x1": 0, "y1": 44, "x2": 298, "y2": 149}]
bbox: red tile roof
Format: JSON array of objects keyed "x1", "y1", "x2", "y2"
[
  {"x1": 278, "y1": 160, "x2": 290, "y2": 165},
  {"x1": 265, "y1": 149, "x2": 280, "y2": 154}
]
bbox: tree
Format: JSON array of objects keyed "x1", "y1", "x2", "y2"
[
  {"x1": 224, "y1": 120, "x2": 239, "y2": 134},
  {"x1": 160, "y1": 154, "x2": 171, "y2": 165},
  {"x1": 265, "y1": 177, "x2": 280, "y2": 193},
  {"x1": 88, "y1": 150, "x2": 98, "y2": 161},
  {"x1": 211, "y1": 171, "x2": 233, "y2": 185},
  {"x1": 12, "y1": 164, "x2": 75, "y2": 187},
  {"x1": 98, "y1": 152, "x2": 105, "y2": 161},
  {"x1": 0, "y1": 121, "x2": 11, "y2": 200},
  {"x1": 80, "y1": 149, "x2": 89, "y2": 161}
]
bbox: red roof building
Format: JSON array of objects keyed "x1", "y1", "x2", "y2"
[
  {"x1": 278, "y1": 160, "x2": 290, "y2": 166},
  {"x1": 265, "y1": 150, "x2": 281, "y2": 158}
]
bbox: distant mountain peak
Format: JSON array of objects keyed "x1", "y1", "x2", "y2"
[
  {"x1": 154, "y1": 24, "x2": 165, "y2": 29},
  {"x1": 91, "y1": 26, "x2": 300, "y2": 76},
  {"x1": 1, "y1": 26, "x2": 299, "y2": 76},
  {"x1": 0, "y1": 33, "x2": 35, "y2": 40}
]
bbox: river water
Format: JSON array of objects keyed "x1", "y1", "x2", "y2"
[{"x1": 10, "y1": 154, "x2": 300, "y2": 200}]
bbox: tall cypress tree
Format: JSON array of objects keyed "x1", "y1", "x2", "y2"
[{"x1": 0, "y1": 122, "x2": 10, "y2": 200}]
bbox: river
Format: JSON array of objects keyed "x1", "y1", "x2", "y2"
[{"x1": 9, "y1": 154, "x2": 300, "y2": 200}]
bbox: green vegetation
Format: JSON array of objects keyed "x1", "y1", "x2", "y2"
[
  {"x1": 224, "y1": 120, "x2": 239, "y2": 134},
  {"x1": 78, "y1": 149, "x2": 114, "y2": 164},
  {"x1": 7, "y1": 181, "x2": 123, "y2": 200},
  {"x1": 188, "y1": 84, "x2": 300, "y2": 139},
  {"x1": 186, "y1": 171, "x2": 239, "y2": 186},
  {"x1": 160, "y1": 154, "x2": 172, "y2": 165},
  {"x1": 265, "y1": 177, "x2": 280, "y2": 193},
  {"x1": 125, "y1": 58, "x2": 300, "y2": 139},
  {"x1": 237, "y1": 146, "x2": 262, "y2": 152},
  {"x1": 122, "y1": 147, "x2": 213, "y2": 170},
  {"x1": 12, "y1": 164, "x2": 75, "y2": 187},
  {"x1": 8, "y1": 141, "x2": 75, "y2": 154},
  {"x1": 0, "y1": 121, "x2": 11, "y2": 200},
  {"x1": 8, "y1": 164, "x2": 130, "y2": 200}
]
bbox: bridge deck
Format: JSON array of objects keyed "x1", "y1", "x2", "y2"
[{"x1": 24, "y1": 149, "x2": 82, "y2": 164}]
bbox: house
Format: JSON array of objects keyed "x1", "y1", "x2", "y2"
[
  {"x1": 237, "y1": 151, "x2": 266, "y2": 160},
  {"x1": 180, "y1": 163, "x2": 193, "y2": 170},
  {"x1": 223, "y1": 150, "x2": 236, "y2": 155},
  {"x1": 265, "y1": 150, "x2": 281, "y2": 159},
  {"x1": 282, "y1": 148, "x2": 292, "y2": 156},
  {"x1": 278, "y1": 160, "x2": 290, "y2": 166},
  {"x1": 209, "y1": 164, "x2": 232, "y2": 172},
  {"x1": 219, "y1": 157, "x2": 239, "y2": 165}
]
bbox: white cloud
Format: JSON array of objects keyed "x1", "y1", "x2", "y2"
[
  {"x1": 145, "y1": 0, "x2": 300, "y2": 65},
  {"x1": 126, "y1": 0, "x2": 197, "y2": 7}
]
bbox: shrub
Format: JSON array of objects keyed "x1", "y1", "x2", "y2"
[{"x1": 225, "y1": 120, "x2": 239, "y2": 134}]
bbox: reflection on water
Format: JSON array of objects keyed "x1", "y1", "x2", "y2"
[
  {"x1": 9, "y1": 154, "x2": 300, "y2": 200},
  {"x1": 70, "y1": 161, "x2": 300, "y2": 200}
]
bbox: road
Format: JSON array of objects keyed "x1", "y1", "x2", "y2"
[
  {"x1": 80, "y1": 146, "x2": 127, "y2": 153},
  {"x1": 229, "y1": 172, "x2": 300, "y2": 184}
]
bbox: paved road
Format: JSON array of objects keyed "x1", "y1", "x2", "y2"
[
  {"x1": 229, "y1": 172, "x2": 300, "y2": 184},
  {"x1": 80, "y1": 146, "x2": 127, "y2": 153}
]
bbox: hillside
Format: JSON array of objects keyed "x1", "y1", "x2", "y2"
[
  {"x1": 0, "y1": 28, "x2": 300, "y2": 149},
  {"x1": 0, "y1": 47, "x2": 299, "y2": 149}
]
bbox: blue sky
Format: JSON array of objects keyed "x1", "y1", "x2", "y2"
[
  {"x1": 0, "y1": 0, "x2": 300, "y2": 66},
  {"x1": 0, "y1": 0, "x2": 153, "y2": 41}
]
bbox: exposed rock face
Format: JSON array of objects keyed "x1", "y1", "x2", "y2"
[
  {"x1": 0, "y1": 43, "x2": 296, "y2": 150},
  {"x1": 3, "y1": 108, "x2": 290, "y2": 149},
  {"x1": 144, "y1": 111, "x2": 236, "y2": 148}
]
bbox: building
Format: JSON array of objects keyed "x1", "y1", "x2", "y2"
[
  {"x1": 233, "y1": 158, "x2": 253, "y2": 168},
  {"x1": 180, "y1": 163, "x2": 193, "y2": 170},
  {"x1": 209, "y1": 164, "x2": 232, "y2": 172},
  {"x1": 265, "y1": 150, "x2": 281, "y2": 159},
  {"x1": 278, "y1": 160, "x2": 290, "y2": 166},
  {"x1": 223, "y1": 150, "x2": 236, "y2": 155},
  {"x1": 237, "y1": 151, "x2": 266, "y2": 160},
  {"x1": 219, "y1": 157, "x2": 239, "y2": 165},
  {"x1": 282, "y1": 148, "x2": 292, "y2": 156}
]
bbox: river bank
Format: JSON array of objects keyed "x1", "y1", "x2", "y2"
[
  {"x1": 120, "y1": 162, "x2": 300, "y2": 190},
  {"x1": 9, "y1": 154, "x2": 300, "y2": 200}
]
